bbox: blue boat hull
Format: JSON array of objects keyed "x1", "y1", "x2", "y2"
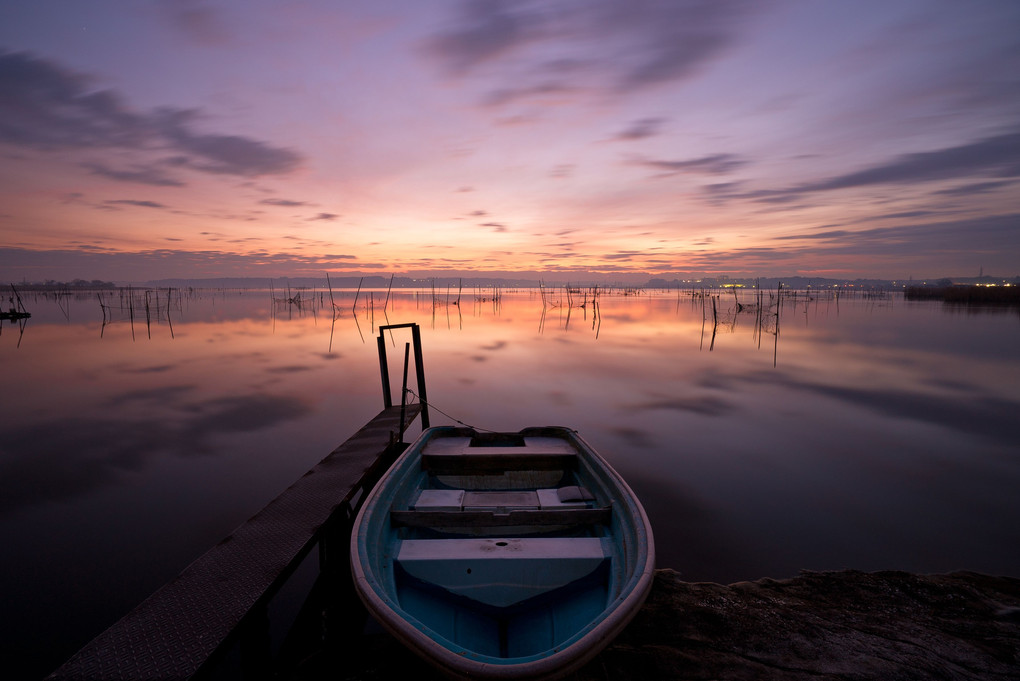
[{"x1": 351, "y1": 426, "x2": 655, "y2": 680}]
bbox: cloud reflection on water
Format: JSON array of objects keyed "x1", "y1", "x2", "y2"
[
  {"x1": 758, "y1": 375, "x2": 1020, "y2": 449},
  {"x1": 625, "y1": 393, "x2": 736, "y2": 417},
  {"x1": 0, "y1": 391, "x2": 312, "y2": 515}
]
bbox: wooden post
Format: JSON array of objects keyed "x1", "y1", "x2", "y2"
[
  {"x1": 378, "y1": 334, "x2": 392, "y2": 408},
  {"x1": 411, "y1": 324, "x2": 430, "y2": 428},
  {"x1": 400, "y1": 342, "x2": 410, "y2": 437}
]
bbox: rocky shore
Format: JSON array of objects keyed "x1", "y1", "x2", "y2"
[{"x1": 325, "y1": 568, "x2": 1020, "y2": 680}]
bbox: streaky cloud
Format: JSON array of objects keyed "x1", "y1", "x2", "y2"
[
  {"x1": 933, "y1": 180, "x2": 1014, "y2": 196},
  {"x1": 769, "y1": 214, "x2": 1020, "y2": 260},
  {"x1": 634, "y1": 153, "x2": 747, "y2": 176},
  {"x1": 156, "y1": 108, "x2": 301, "y2": 176},
  {"x1": 731, "y1": 128, "x2": 1020, "y2": 205},
  {"x1": 83, "y1": 161, "x2": 186, "y2": 187},
  {"x1": 105, "y1": 199, "x2": 169, "y2": 209},
  {"x1": 0, "y1": 49, "x2": 301, "y2": 177},
  {"x1": 427, "y1": 0, "x2": 540, "y2": 75},
  {"x1": 614, "y1": 117, "x2": 665, "y2": 140},
  {"x1": 774, "y1": 229, "x2": 852, "y2": 242},
  {"x1": 260, "y1": 198, "x2": 308, "y2": 207},
  {"x1": 483, "y1": 81, "x2": 576, "y2": 107},
  {"x1": 801, "y1": 129, "x2": 1020, "y2": 192},
  {"x1": 0, "y1": 50, "x2": 147, "y2": 149},
  {"x1": 426, "y1": 0, "x2": 758, "y2": 96},
  {"x1": 604, "y1": 0, "x2": 738, "y2": 91}
]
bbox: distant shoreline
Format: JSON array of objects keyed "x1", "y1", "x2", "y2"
[{"x1": 10, "y1": 274, "x2": 1020, "y2": 292}]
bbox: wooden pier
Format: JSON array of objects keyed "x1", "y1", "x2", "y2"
[{"x1": 48, "y1": 325, "x2": 429, "y2": 681}]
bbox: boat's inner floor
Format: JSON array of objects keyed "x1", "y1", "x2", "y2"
[{"x1": 388, "y1": 434, "x2": 616, "y2": 658}]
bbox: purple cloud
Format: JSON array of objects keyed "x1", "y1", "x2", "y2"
[
  {"x1": 426, "y1": 0, "x2": 542, "y2": 75},
  {"x1": 0, "y1": 50, "x2": 301, "y2": 179},
  {"x1": 615, "y1": 117, "x2": 665, "y2": 141},
  {"x1": 83, "y1": 162, "x2": 186, "y2": 187},
  {"x1": 260, "y1": 198, "x2": 308, "y2": 207},
  {"x1": 799, "y1": 130, "x2": 1020, "y2": 193},
  {"x1": 633, "y1": 153, "x2": 747, "y2": 176},
  {"x1": 156, "y1": 109, "x2": 301, "y2": 177},
  {"x1": 706, "y1": 128, "x2": 1020, "y2": 206},
  {"x1": 427, "y1": 0, "x2": 756, "y2": 95},
  {"x1": 105, "y1": 199, "x2": 169, "y2": 209}
]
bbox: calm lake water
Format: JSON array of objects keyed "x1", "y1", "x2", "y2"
[{"x1": 2, "y1": 286, "x2": 1019, "y2": 679}]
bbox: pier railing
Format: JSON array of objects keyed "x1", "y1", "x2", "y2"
[
  {"x1": 48, "y1": 324, "x2": 429, "y2": 680},
  {"x1": 377, "y1": 322, "x2": 430, "y2": 429}
]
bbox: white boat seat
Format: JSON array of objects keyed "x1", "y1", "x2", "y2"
[
  {"x1": 413, "y1": 489, "x2": 465, "y2": 511},
  {"x1": 539, "y1": 486, "x2": 595, "y2": 509},
  {"x1": 397, "y1": 537, "x2": 607, "y2": 608}
]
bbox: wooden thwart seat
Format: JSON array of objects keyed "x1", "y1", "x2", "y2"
[
  {"x1": 397, "y1": 487, "x2": 601, "y2": 528},
  {"x1": 422, "y1": 451, "x2": 577, "y2": 474},
  {"x1": 391, "y1": 506, "x2": 612, "y2": 528}
]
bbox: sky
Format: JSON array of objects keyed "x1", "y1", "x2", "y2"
[{"x1": 1, "y1": 0, "x2": 1018, "y2": 283}]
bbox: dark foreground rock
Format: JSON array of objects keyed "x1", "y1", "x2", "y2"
[
  {"x1": 592, "y1": 569, "x2": 1020, "y2": 680},
  {"x1": 314, "y1": 569, "x2": 1020, "y2": 680}
]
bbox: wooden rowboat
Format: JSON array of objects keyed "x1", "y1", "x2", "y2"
[{"x1": 350, "y1": 426, "x2": 655, "y2": 680}]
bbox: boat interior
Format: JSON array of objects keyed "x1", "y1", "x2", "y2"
[{"x1": 386, "y1": 431, "x2": 619, "y2": 658}]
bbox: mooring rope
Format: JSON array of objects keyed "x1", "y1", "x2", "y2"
[{"x1": 402, "y1": 388, "x2": 497, "y2": 432}]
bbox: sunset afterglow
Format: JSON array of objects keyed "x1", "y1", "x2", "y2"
[{"x1": 1, "y1": 1, "x2": 1018, "y2": 282}]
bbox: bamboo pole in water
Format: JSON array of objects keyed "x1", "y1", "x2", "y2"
[
  {"x1": 128, "y1": 286, "x2": 136, "y2": 341},
  {"x1": 353, "y1": 276, "x2": 363, "y2": 313},
  {"x1": 774, "y1": 281, "x2": 782, "y2": 367},
  {"x1": 145, "y1": 290, "x2": 152, "y2": 339},
  {"x1": 167, "y1": 288, "x2": 175, "y2": 339},
  {"x1": 384, "y1": 273, "x2": 395, "y2": 312},
  {"x1": 326, "y1": 273, "x2": 335, "y2": 310}
]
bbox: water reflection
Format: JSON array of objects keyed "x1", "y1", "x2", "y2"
[
  {"x1": 0, "y1": 388, "x2": 312, "y2": 515},
  {"x1": 1, "y1": 288, "x2": 1019, "y2": 678}
]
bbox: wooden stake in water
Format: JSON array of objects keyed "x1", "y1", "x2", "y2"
[
  {"x1": 326, "y1": 272, "x2": 336, "y2": 310},
  {"x1": 384, "y1": 273, "x2": 395, "y2": 312},
  {"x1": 774, "y1": 281, "x2": 782, "y2": 367},
  {"x1": 353, "y1": 276, "x2": 363, "y2": 313},
  {"x1": 167, "y1": 288, "x2": 175, "y2": 339}
]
